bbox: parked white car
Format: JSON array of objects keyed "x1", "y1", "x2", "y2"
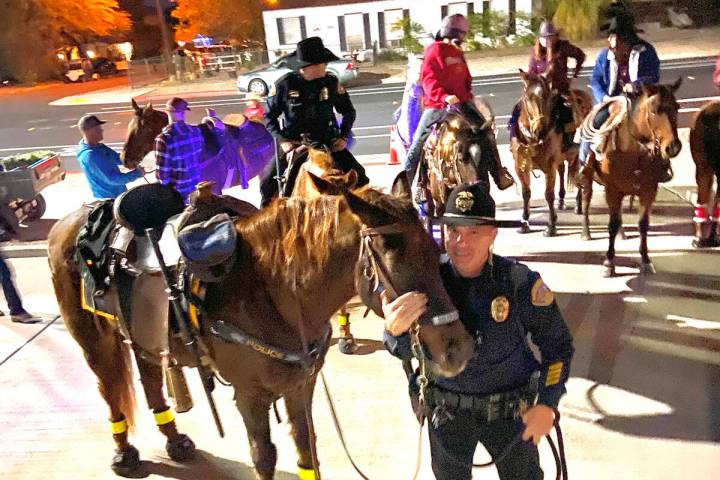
[{"x1": 236, "y1": 55, "x2": 357, "y2": 96}]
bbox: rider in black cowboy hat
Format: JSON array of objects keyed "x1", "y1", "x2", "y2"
[
  {"x1": 383, "y1": 182, "x2": 574, "y2": 480},
  {"x1": 260, "y1": 36, "x2": 369, "y2": 207}
]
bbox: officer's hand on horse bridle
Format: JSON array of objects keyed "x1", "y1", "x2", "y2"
[{"x1": 381, "y1": 291, "x2": 427, "y2": 336}]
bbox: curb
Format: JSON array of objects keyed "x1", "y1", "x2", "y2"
[
  {"x1": 0, "y1": 244, "x2": 49, "y2": 259},
  {"x1": 135, "y1": 88, "x2": 242, "y2": 102}
]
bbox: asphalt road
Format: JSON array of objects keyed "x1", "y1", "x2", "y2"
[{"x1": 0, "y1": 57, "x2": 717, "y2": 172}]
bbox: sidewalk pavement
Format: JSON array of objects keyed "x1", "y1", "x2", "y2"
[{"x1": 49, "y1": 26, "x2": 720, "y2": 107}]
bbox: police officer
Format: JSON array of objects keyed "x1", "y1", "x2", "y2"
[
  {"x1": 383, "y1": 182, "x2": 574, "y2": 479},
  {"x1": 260, "y1": 36, "x2": 369, "y2": 207}
]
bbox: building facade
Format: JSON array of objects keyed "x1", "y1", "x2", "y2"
[{"x1": 262, "y1": 0, "x2": 535, "y2": 60}]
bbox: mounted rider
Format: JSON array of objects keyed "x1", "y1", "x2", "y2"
[
  {"x1": 260, "y1": 36, "x2": 369, "y2": 207},
  {"x1": 404, "y1": 14, "x2": 514, "y2": 191},
  {"x1": 508, "y1": 21, "x2": 586, "y2": 150},
  {"x1": 579, "y1": 5, "x2": 669, "y2": 182}
]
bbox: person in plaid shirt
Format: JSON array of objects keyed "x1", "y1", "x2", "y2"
[{"x1": 154, "y1": 97, "x2": 204, "y2": 202}]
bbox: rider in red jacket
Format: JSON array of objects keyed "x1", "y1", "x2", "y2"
[{"x1": 403, "y1": 14, "x2": 514, "y2": 191}]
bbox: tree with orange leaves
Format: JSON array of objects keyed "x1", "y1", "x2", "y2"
[
  {"x1": 172, "y1": 0, "x2": 264, "y2": 45},
  {"x1": 0, "y1": 0, "x2": 131, "y2": 82}
]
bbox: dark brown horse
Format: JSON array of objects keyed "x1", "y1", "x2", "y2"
[
  {"x1": 511, "y1": 70, "x2": 593, "y2": 236},
  {"x1": 689, "y1": 100, "x2": 720, "y2": 247},
  {"x1": 46, "y1": 173, "x2": 475, "y2": 479},
  {"x1": 420, "y1": 101, "x2": 497, "y2": 243},
  {"x1": 121, "y1": 99, "x2": 273, "y2": 191},
  {"x1": 577, "y1": 80, "x2": 683, "y2": 277}
]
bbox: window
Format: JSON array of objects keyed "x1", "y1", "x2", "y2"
[
  {"x1": 384, "y1": 9, "x2": 404, "y2": 47},
  {"x1": 344, "y1": 13, "x2": 365, "y2": 50},
  {"x1": 447, "y1": 2, "x2": 468, "y2": 16},
  {"x1": 277, "y1": 16, "x2": 304, "y2": 45}
]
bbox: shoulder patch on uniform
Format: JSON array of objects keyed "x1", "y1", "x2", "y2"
[{"x1": 531, "y1": 278, "x2": 554, "y2": 307}]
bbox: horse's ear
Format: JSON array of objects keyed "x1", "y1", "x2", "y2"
[
  {"x1": 144, "y1": 102, "x2": 153, "y2": 111},
  {"x1": 519, "y1": 69, "x2": 529, "y2": 86},
  {"x1": 345, "y1": 169, "x2": 359, "y2": 190},
  {"x1": 308, "y1": 171, "x2": 338, "y2": 194},
  {"x1": 390, "y1": 171, "x2": 412, "y2": 200},
  {"x1": 343, "y1": 190, "x2": 396, "y2": 227},
  {"x1": 131, "y1": 98, "x2": 142, "y2": 115},
  {"x1": 670, "y1": 77, "x2": 682, "y2": 93}
]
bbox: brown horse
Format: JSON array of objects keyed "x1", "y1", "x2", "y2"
[
  {"x1": 46, "y1": 172, "x2": 475, "y2": 479},
  {"x1": 511, "y1": 70, "x2": 593, "y2": 236},
  {"x1": 689, "y1": 100, "x2": 720, "y2": 247},
  {"x1": 291, "y1": 146, "x2": 358, "y2": 199},
  {"x1": 121, "y1": 99, "x2": 273, "y2": 191},
  {"x1": 420, "y1": 101, "x2": 497, "y2": 244},
  {"x1": 291, "y1": 146, "x2": 359, "y2": 354},
  {"x1": 577, "y1": 80, "x2": 683, "y2": 277}
]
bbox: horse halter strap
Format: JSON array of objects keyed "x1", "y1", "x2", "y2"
[
  {"x1": 359, "y1": 223, "x2": 412, "y2": 300},
  {"x1": 359, "y1": 224, "x2": 459, "y2": 327}
]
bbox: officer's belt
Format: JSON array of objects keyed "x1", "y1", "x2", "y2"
[{"x1": 427, "y1": 384, "x2": 537, "y2": 421}]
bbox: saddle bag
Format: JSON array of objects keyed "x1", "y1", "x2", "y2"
[
  {"x1": 177, "y1": 213, "x2": 237, "y2": 282},
  {"x1": 76, "y1": 200, "x2": 116, "y2": 295}
]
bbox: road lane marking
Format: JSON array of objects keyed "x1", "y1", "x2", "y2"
[
  {"x1": 623, "y1": 335, "x2": 720, "y2": 365},
  {"x1": 666, "y1": 314, "x2": 720, "y2": 331}
]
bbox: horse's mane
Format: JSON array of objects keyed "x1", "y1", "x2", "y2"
[
  {"x1": 235, "y1": 189, "x2": 417, "y2": 285},
  {"x1": 236, "y1": 195, "x2": 347, "y2": 284}
]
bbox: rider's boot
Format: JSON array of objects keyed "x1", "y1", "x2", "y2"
[
  {"x1": 486, "y1": 136, "x2": 515, "y2": 190},
  {"x1": 337, "y1": 312, "x2": 358, "y2": 355}
]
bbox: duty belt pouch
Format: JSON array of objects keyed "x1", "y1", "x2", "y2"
[{"x1": 177, "y1": 213, "x2": 237, "y2": 282}]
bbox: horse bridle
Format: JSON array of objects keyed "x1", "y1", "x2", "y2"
[{"x1": 359, "y1": 223, "x2": 459, "y2": 327}]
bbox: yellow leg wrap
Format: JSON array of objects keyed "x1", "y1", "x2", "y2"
[
  {"x1": 111, "y1": 419, "x2": 128, "y2": 435},
  {"x1": 154, "y1": 408, "x2": 175, "y2": 426},
  {"x1": 337, "y1": 313, "x2": 349, "y2": 326},
  {"x1": 297, "y1": 466, "x2": 316, "y2": 480}
]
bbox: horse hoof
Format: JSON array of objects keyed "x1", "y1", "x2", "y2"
[
  {"x1": 692, "y1": 237, "x2": 712, "y2": 248},
  {"x1": 639, "y1": 262, "x2": 656, "y2": 275},
  {"x1": 543, "y1": 226, "x2": 557, "y2": 237},
  {"x1": 557, "y1": 199, "x2": 566, "y2": 210},
  {"x1": 111, "y1": 445, "x2": 140, "y2": 476},
  {"x1": 602, "y1": 262, "x2": 615, "y2": 278},
  {"x1": 338, "y1": 337, "x2": 358, "y2": 355},
  {"x1": 518, "y1": 223, "x2": 531, "y2": 234},
  {"x1": 166, "y1": 434, "x2": 195, "y2": 462}
]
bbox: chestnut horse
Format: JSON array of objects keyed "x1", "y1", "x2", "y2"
[
  {"x1": 577, "y1": 80, "x2": 683, "y2": 277},
  {"x1": 511, "y1": 70, "x2": 593, "y2": 236},
  {"x1": 46, "y1": 172, "x2": 475, "y2": 479},
  {"x1": 121, "y1": 99, "x2": 273, "y2": 191},
  {"x1": 291, "y1": 146, "x2": 360, "y2": 354},
  {"x1": 689, "y1": 100, "x2": 720, "y2": 247}
]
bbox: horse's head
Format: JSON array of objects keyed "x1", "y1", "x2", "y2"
[
  {"x1": 121, "y1": 99, "x2": 169, "y2": 169},
  {"x1": 518, "y1": 69, "x2": 557, "y2": 141},
  {"x1": 636, "y1": 78, "x2": 683, "y2": 160},
  {"x1": 311, "y1": 172, "x2": 476, "y2": 377},
  {"x1": 293, "y1": 146, "x2": 358, "y2": 198}
]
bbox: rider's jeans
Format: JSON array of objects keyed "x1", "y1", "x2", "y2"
[{"x1": 404, "y1": 107, "x2": 445, "y2": 185}]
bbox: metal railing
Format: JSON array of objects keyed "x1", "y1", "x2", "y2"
[{"x1": 127, "y1": 56, "x2": 171, "y2": 89}]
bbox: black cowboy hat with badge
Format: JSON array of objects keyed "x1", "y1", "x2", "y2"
[
  {"x1": 441, "y1": 182, "x2": 523, "y2": 228},
  {"x1": 285, "y1": 37, "x2": 340, "y2": 70}
]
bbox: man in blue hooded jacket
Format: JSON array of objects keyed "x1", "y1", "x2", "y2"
[{"x1": 77, "y1": 114, "x2": 144, "y2": 199}]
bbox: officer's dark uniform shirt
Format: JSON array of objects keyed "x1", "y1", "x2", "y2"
[
  {"x1": 265, "y1": 72, "x2": 356, "y2": 146},
  {"x1": 384, "y1": 255, "x2": 574, "y2": 408}
]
